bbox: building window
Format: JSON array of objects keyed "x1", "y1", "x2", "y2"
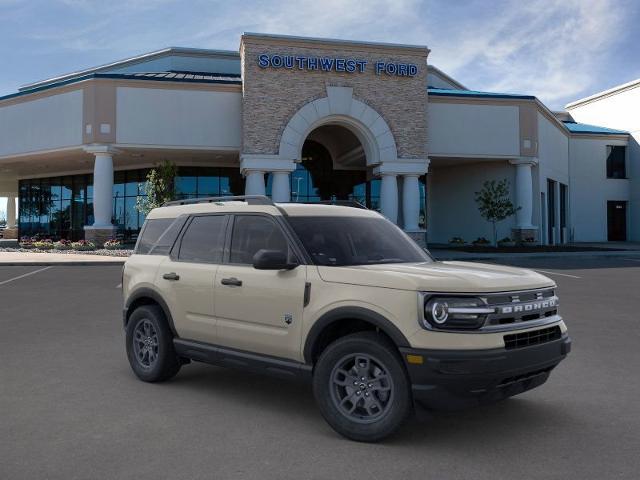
[
  {"x1": 18, "y1": 166, "x2": 244, "y2": 243},
  {"x1": 606, "y1": 146, "x2": 626, "y2": 179}
]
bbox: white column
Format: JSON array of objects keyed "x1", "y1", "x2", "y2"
[
  {"x1": 92, "y1": 151, "x2": 114, "y2": 227},
  {"x1": 6, "y1": 195, "x2": 16, "y2": 229},
  {"x1": 271, "y1": 171, "x2": 290, "y2": 203},
  {"x1": 379, "y1": 173, "x2": 398, "y2": 224},
  {"x1": 510, "y1": 158, "x2": 537, "y2": 229},
  {"x1": 245, "y1": 170, "x2": 266, "y2": 196},
  {"x1": 402, "y1": 175, "x2": 420, "y2": 231}
]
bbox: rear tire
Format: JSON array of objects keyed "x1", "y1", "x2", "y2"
[
  {"x1": 126, "y1": 305, "x2": 181, "y2": 382},
  {"x1": 313, "y1": 332, "x2": 412, "y2": 442}
]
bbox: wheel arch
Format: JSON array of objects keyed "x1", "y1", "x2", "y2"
[
  {"x1": 303, "y1": 307, "x2": 410, "y2": 364},
  {"x1": 124, "y1": 288, "x2": 178, "y2": 337}
]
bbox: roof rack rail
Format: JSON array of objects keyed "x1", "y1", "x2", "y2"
[
  {"x1": 308, "y1": 200, "x2": 368, "y2": 209},
  {"x1": 163, "y1": 195, "x2": 274, "y2": 207}
]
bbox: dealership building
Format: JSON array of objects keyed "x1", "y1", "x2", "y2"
[{"x1": 0, "y1": 33, "x2": 637, "y2": 246}]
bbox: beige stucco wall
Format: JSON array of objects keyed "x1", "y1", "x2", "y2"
[{"x1": 240, "y1": 35, "x2": 429, "y2": 160}]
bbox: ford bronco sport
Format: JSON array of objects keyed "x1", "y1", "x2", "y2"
[{"x1": 122, "y1": 195, "x2": 570, "y2": 442}]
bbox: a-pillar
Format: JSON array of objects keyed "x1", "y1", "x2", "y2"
[
  {"x1": 84, "y1": 145, "x2": 118, "y2": 246},
  {"x1": 509, "y1": 157, "x2": 539, "y2": 242}
]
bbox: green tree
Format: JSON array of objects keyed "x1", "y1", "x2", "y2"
[
  {"x1": 474, "y1": 179, "x2": 519, "y2": 246},
  {"x1": 136, "y1": 160, "x2": 178, "y2": 215}
]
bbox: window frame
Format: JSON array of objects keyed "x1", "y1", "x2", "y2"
[
  {"x1": 224, "y1": 212, "x2": 306, "y2": 266},
  {"x1": 170, "y1": 213, "x2": 230, "y2": 265},
  {"x1": 606, "y1": 145, "x2": 627, "y2": 179}
]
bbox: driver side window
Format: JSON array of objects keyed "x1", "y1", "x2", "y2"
[{"x1": 229, "y1": 215, "x2": 290, "y2": 265}]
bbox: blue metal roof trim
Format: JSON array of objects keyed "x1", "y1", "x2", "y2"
[
  {"x1": 562, "y1": 121, "x2": 628, "y2": 135},
  {"x1": 427, "y1": 87, "x2": 536, "y2": 100},
  {"x1": 0, "y1": 72, "x2": 242, "y2": 102}
]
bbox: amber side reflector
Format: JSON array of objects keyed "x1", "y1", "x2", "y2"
[{"x1": 406, "y1": 354, "x2": 424, "y2": 365}]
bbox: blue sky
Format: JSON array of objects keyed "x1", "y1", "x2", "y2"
[
  {"x1": 1, "y1": 0, "x2": 639, "y2": 216},
  {"x1": 1, "y1": 0, "x2": 639, "y2": 108}
]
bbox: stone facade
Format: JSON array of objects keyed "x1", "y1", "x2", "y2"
[
  {"x1": 240, "y1": 34, "x2": 429, "y2": 161},
  {"x1": 511, "y1": 227, "x2": 539, "y2": 243},
  {"x1": 2, "y1": 227, "x2": 18, "y2": 240},
  {"x1": 84, "y1": 227, "x2": 117, "y2": 247}
]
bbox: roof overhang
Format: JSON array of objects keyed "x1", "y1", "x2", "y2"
[
  {"x1": 19, "y1": 47, "x2": 240, "y2": 93},
  {"x1": 565, "y1": 78, "x2": 640, "y2": 109}
]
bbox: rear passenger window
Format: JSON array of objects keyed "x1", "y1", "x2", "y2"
[
  {"x1": 178, "y1": 215, "x2": 227, "y2": 263},
  {"x1": 229, "y1": 215, "x2": 289, "y2": 264},
  {"x1": 149, "y1": 216, "x2": 187, "y2": 255},
  {"x1": 135, "y1": 218, "x2": 174, "y2": 254}
]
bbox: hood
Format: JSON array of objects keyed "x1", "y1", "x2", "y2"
[{"x1": 317, "y1": 261, "x2": 555, "y2": 293}]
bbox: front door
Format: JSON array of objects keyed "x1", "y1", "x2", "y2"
[
  {"x1": 607, "y1": 201, "x2": 627, "y2": 241},
  {"x1": 155, "y1": 214, "x2": 229, "y2": 344},
  {"x1": 214, "y1": 214, "x2": 307, "y2": 361}
]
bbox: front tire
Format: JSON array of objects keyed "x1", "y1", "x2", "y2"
[
  {"x1": 126, "y1": 305, "x2": 181, "y2": 382},
  {"x1": 313, "y1": 332, "x2": 412, "y2": 442}
]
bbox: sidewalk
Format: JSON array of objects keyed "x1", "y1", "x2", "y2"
[
  {"x1": 0, "y1": 251, "x2": 127, "y2": 266},
  {"x1": 430, "y1": 248, "x2": 640, "y2": 261}
]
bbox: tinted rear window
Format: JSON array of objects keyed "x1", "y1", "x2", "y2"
[
  {"x1": 178, "y1": 215, "x2": 227, "y2": 263},
  {"x1": 135, "y1": 218, "x2": 175, "y2": 254}
]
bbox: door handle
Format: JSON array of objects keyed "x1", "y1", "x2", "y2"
[
  {"x1": 162, "y1": 272, "x2": 180, "y2": 281},
  {"x1": 221, "y1": 277, "x2": 242, "y2": 287}
]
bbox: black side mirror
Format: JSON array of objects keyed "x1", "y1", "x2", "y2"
[{"x1": 252, "y1": 249, "x2": 298, "y2": 270}]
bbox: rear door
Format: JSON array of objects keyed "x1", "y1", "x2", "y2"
[
  {"x1": 155, "y1": 214, "x2": 229, "y2": 344},
  {"x1": 214, "y1": 214, "x2": 307, "y2": 361},
  {"x1": 607, "y1": 201, "x2": 627, "y2": 241}
]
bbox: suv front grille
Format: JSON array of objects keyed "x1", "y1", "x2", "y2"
[
  {"x1": 483, "y1": 288, "x2": 558, "y2": 328},
  {"x1": 504, "y1": 326, "x2": 562, "y2": 350}
]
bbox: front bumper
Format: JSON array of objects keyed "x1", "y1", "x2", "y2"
[{"x1": 400, "y1": 334, "x2": 571, "y2": 410}]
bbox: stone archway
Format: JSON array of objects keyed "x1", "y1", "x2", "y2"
[{"x1": 278, "y1": 86, "x2": 398, "y2": 166}]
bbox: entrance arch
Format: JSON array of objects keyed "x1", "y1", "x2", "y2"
[
  {"x1": 278, "y1": 86, "x2": 398, "y2": 166},
  {"x1": 285, "y1": 124, "x2": 378, "y2": 208}
]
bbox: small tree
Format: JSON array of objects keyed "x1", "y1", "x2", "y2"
[
  {"x1": 136, "y1": 160, "x2": 178, "y2": 215},
  {"x1": 474, "y1": 179, "x2": 519, "y2": 246}
]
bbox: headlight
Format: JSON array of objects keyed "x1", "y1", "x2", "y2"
[{"x1": 423, "y1": 296, "x2": 495, "y2": 330}]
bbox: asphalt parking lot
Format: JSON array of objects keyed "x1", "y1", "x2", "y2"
[{"x1": 1, "y1": 257, "x2": 639, "y2": 480}]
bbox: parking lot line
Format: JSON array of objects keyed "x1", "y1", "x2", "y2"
[
  {"x1": 0, "y1": 266, "x2": 52, "y2": 286},
  {"x1": 533, "y1": 269, "x2": 581, "y2": 279}
]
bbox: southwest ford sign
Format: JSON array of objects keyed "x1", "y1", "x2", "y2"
[{"x1": 257, "y1": 54, "x2": 418, "y2": 77}]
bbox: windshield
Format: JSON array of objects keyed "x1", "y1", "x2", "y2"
[{"x1": 287, "y1": 215, "x2": 432, "y2": 266}]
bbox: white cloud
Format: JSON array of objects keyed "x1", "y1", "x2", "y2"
[
  {"x1": 4, "y1": 0, "x2": 634, "y2": 109},
  {"x1": 425, "y1": 0, "x2": 631, "y2": 108}
]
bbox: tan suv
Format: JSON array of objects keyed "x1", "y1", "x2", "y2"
[{"x1": 122, "y1": 196, "x2": 570, "y2": 442}]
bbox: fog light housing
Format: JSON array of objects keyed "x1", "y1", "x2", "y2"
[{"x1": 423, "y1": 296, "x2": 494, "y2": 330}]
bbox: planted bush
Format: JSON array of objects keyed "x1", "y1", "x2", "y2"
[
  {"x1": 70, "y1": 240, "x2": 96, "y2": 251},
  {"x1": 472, "y1": 237, "x2": 491, "y2": 246},
  {"x1": 53, "y1": 239, "x2": 72, "y2": 250},
  {"x1": 448, "y1": 236, "x2": 466, "y2": 246},
  {"x1": 19, "y1": 236, "x2": 34, "y2": 249},
  {"x1": 497, "y1": 237, "x2": 515, "y2": 247},
  {"x1": 103, "y1": 239, "x2": 122, "y2": 250},
  {"x1": 33, "y1": 239, "x2": 54, "y2": 250}
]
